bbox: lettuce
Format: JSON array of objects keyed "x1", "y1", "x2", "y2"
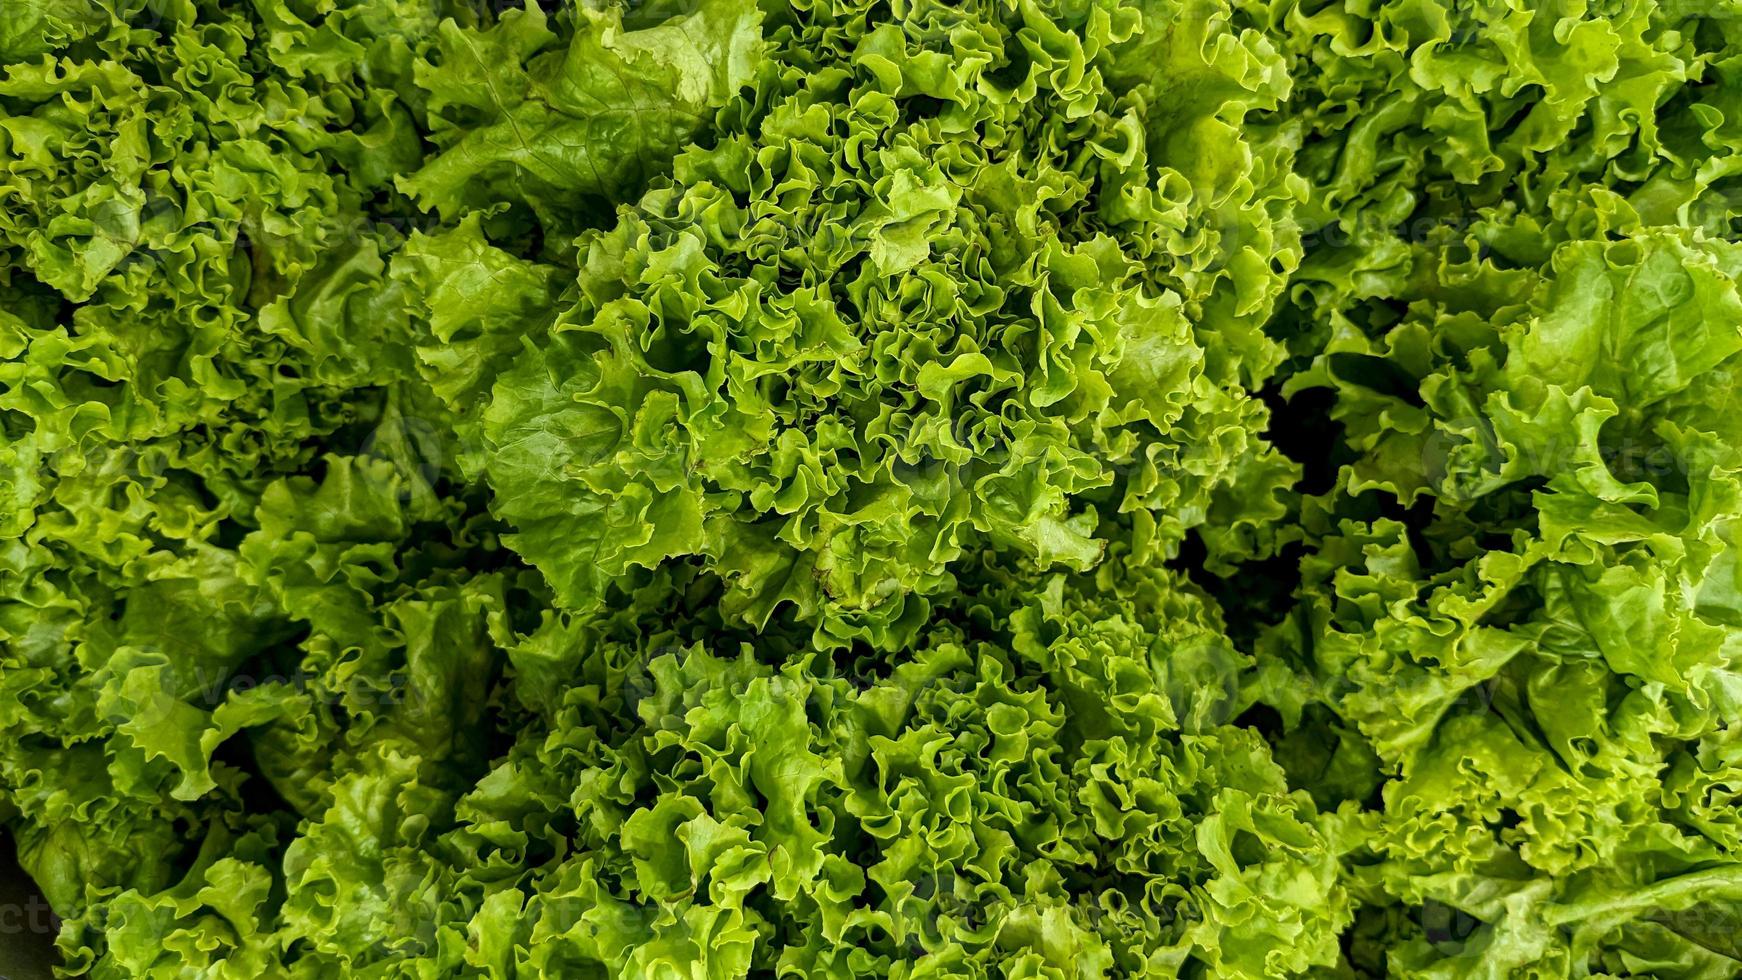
[
  {"x1": 1, "y1": 0, "x2": 1740, "y2": 977},
  {"x1": 1243, "y1": 1, "x2": 1742, "y2": 974}
]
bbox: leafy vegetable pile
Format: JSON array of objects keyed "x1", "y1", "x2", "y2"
[{"x1": 4, "y1": 0, "x2": 1742, "y2": 976}]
